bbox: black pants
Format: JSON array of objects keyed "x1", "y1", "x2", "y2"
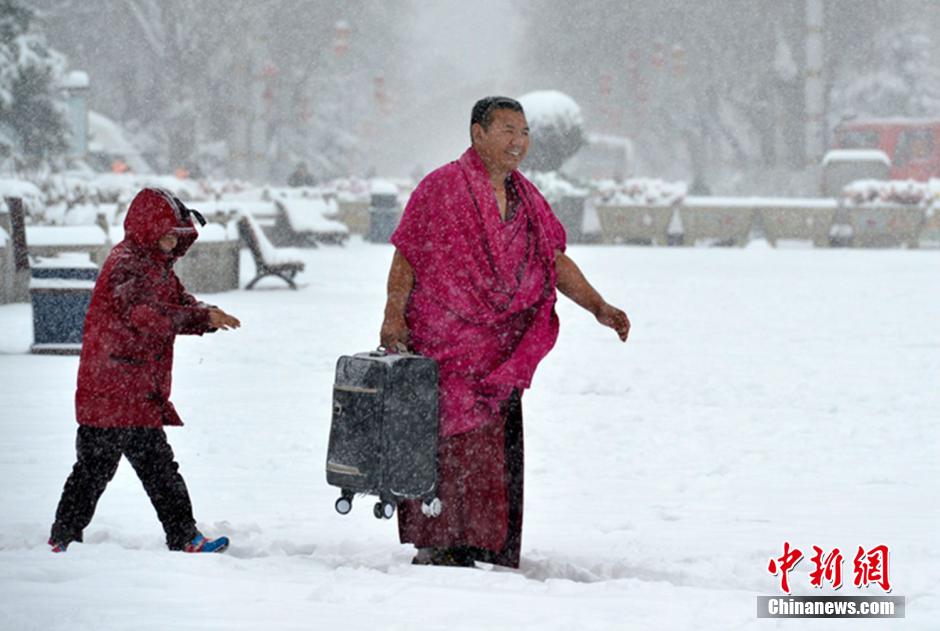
[{"x1": 51, "y1": 426, "x2": 198, "y2": 550}]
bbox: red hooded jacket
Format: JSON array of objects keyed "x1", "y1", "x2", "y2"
[{"x1": 75, "y1": 188, "x2": 213, "y2": 428}]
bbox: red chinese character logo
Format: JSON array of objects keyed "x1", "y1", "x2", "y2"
[
  {"x1": 768, "y1": 541, "x2": 803, "y2": 594},
  {"x1": 853, "y1": 545, "x2": 891, "y2": 592},
  {"x1": 809, "y1": 546, "x2": 844, "y2": 589}
]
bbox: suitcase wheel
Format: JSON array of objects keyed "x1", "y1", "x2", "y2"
[
  {"x1": 335, "y1": 496, "x2": 353, "y2": 515},
  {"x1": 374, "y1": 501, "x2": 395, "y2": 519},
  {"x1": 421, "y1": 497, "x2": 442, "y2": 518}
]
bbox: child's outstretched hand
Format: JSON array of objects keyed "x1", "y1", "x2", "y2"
[{"x1": 208, "y1": 308, "x2": 241, "y2": 331}]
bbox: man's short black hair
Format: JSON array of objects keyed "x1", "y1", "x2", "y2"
[{"x1": 471, "y1": 96, "x2": 524, "y2": 131}]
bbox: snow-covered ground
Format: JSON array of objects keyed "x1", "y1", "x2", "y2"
[{"x1": 1, "y1": 239, "x2": 937, "y2": 630}]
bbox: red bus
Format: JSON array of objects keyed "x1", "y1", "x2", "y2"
[{"x1": 832, "y1": 118, "x2": 940, "y2": 181}]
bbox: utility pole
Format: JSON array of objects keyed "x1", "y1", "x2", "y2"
[{"x1": 804, "y1": 0, "x2": 826, "y2": 165}]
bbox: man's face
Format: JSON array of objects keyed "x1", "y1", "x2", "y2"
[
  {"x1": 158, "y1": 233, "x2": 178, "y2": 253},
  {"x1": 472, "y1": 108, "x2": 529, "y2": 174}
]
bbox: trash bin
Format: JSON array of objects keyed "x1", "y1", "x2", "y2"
[
  {"x1": 367, "y1": 191, "x2": 400, "y2": 243},
  {"x1": 821, "y1": 150, "x2": 890, "y2": 197},
  {"x1": 30, "y1": 254, "x2": 98, "y2": 355}
]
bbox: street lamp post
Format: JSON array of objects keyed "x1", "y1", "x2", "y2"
[{"x1": 59, "y1": 70, "x2": 90, "y2": 159}]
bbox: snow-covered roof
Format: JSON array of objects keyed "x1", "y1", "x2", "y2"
[{"x1": 822, "y1": 149, "x2": 891, "y2": 166}]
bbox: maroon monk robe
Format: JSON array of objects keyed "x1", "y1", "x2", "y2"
[{"x1": 391, "y1": 147, "x2": 566, "y2": 567}]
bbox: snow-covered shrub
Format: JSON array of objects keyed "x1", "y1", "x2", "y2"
[
  {"x1": 525, "y1": 170, "x2": 587, "y2": 202},
  {"x1": 842, "y1": 179, "x2": 934, "y2": 207},
  {"x1": 0, "y1": 176, "x2": 44, "y2": 215},
  {"x1": 518, "y1": 90, "x2": 585, "y2": 172},
  {"x1": 830, "y1": 25, "x2": 940, "y2": 123},
  {"x1": 592, "y1": 178, "x2": 688, "y2": 207}
]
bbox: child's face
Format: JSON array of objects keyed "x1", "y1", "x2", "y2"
[{"x1": 158, "y1": 233, "x2": 178, "y2": 253}]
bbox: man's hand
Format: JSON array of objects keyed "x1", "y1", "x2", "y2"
[
  {"x1": 208, "y1": 308, "x2": 241, "y2": 331},
  {"x1": 595, "y1": 302, "x2": 630, "y2": 342},
  {"x1": 380, "y1": 314, "x2": 409, "y2": 352}
]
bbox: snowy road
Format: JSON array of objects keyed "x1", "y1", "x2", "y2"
[{"x1": 1, "y1": 240, "x2": 938, "y2": 629}]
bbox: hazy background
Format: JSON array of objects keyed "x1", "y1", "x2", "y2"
[{"x1": 24, "y1": 0, "x2": 940, "y2": 192}]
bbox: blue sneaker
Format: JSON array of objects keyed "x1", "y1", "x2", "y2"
[{"x1": 183, "y1": 534, "x2": 229, "y2": 553}]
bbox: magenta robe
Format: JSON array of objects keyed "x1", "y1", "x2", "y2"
[
  {"x1": 391, "y1": 148, "x2": 565, "y2": 565},
  {"x1": 391, "y1": 147, "x2": 566, "y2": 438}
]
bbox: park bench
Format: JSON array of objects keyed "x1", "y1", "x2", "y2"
[
  {"x1": 274, "y1": 198, "x2": 349, "y2": 247},
  {"x1": 237, "y1": 215, "x2": 305, "y2": 290}
]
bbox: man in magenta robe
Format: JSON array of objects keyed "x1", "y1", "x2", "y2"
[{"x1": 381, "y1": 96, "x2": 630, "y2": 568}]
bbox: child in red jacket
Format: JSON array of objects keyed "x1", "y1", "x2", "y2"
[{"x1": 49, "y1": 188, "x2": 241, "y2": 553}]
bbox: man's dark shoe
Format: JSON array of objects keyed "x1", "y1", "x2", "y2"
[
  {"x1": 412, "y1": 546, "x2": 476, "y2": 567},
  {"x1": 432, "y1": 547, "x2": 475, "y2": 567},
  {"x1": 411, "y1": 547, "x2": 434, "y2": 565}
]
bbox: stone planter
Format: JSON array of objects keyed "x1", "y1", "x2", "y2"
[
  {"x1": 594, "y1": 204, "x2": 674, "y2": 245},
  {"x1": 758, "y1": 201, "x2": 838, "y2": 247},
  {"x1": 679, "y1": 199, "x2": 754, "y2": 247},
  {"x1": 174, "y1": 238, "x2": 240, "y2": 294},
  {"x1": 847, "y1": 205, "x2": 925, "y2": 248}
]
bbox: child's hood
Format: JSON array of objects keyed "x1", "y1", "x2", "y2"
[{"x1": 124, "y1": 188, "x2": 199, "y2": 258}]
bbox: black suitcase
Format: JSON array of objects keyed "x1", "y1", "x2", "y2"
[{"x1": 326, "y1": 350, "x2": 442, "y2": 519}]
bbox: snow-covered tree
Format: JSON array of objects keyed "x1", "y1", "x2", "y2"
[
  {"x1": 0, "y1": 0, "x2": 68, "y2": 170},
  {"x1": 829, "y1": 23, "x2": 940, "y2": 123},
  {"x1": 517, "y1": 0, "x2": 920, "y2": 192},
  {"x1": 35, "y1": 0, "x2": 409, "y2": 181}
]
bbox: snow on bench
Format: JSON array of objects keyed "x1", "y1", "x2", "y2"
[
  {"x1": 275, "y1": 197, "x2": 349, "y2": 246},
  {"x1": 25, "y1": 225, "x2": 108, "y2": 246},
  {"x1": 196, "y1": 200, "x2": 280, "y2": 233},
  {"x1": 23, "y1": 225, "x2": 110, "y2": 267}
]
